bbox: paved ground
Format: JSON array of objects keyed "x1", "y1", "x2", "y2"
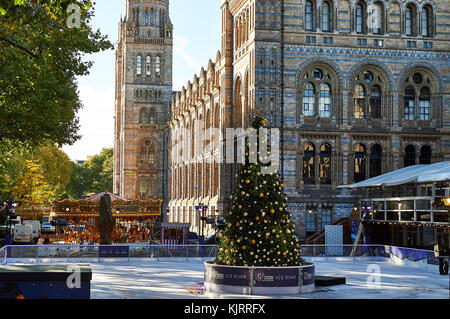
[{"x1": 90, "y1": 258, "x2": 450, "y2": 299}]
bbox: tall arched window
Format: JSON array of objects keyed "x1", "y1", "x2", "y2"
[
  {"x1": 305, "y1": 1, "x2": 315, "y2": 31},
  {"x1": 353, "y1": 69, "x2": 386, "y2": 120},
  {"x1": 150, "y1": 8, "x2": 154, "y2": 25},
  {"x1": 404, "y1": 86, "x2": 416, "y2": 120},
  {"x1": 136, "y1": 55, "x2": 142, "y2": 75},
  {"x1": 354, "y1": 144, "x2": 366, "y2": 182},
  {"x1": 354, "y1": 84, "x2": 366, "y2": 119},
  {"x1": 405, "y1": 4, "x2": 416, "y2": 36},
  {"x1": 370, "y1": 144, "x2": 382, "y2": 178},
  {"x1": 146, "y1": 56, "x2": 152, "y2": 76},
  {"x1": 403, "y1": 71, "x2": 434, "y2": 121},
  {"x1": 419, "y1": 145, "x2": 432, "y2": 164},
  {"x1": 356, "y1": 3, "x2": 365, "y2": 33},
  {"x1": 404, "y1": 145, "x2": 416, "y2": 167},
  {"x1": 419, "y1": 87, "x2": 431, "y2": 120},
  {"x1": 319, "y1": 83, "x2": 331, "y2": 118},
  {"x1": 300, "y1": 67, "x2": 336, "y2": 119},
  {"x1": 421, "y1": 5, "x2": 433, "y2": 37},
  {"x1": 145, "y1": 10, "x2": 149, "y2": 25},
  {"x1": 369, "y1": 85, "x2": 382, "y2": 118},
  {"x1": 140, "y1": 141, "x2": 155, "y2": 165},
  {"x1": 303, "y1": 143, "x2": 315, "y2": 185},
  {"x1": 320, "y1": 143, "x2": 331, "y2": 184},
  {"x1": 155, "y1": 56, "x2": 161, "y2": 76},
  {"x1": 322, "y1": 1, "x2": 331, "y2": 32},
  {"x1": 303, "y1": 82, "x2": 315, "y2": 117},
  {"x1": 371, "y1": 2, "x2": 383, "y2": 34}
]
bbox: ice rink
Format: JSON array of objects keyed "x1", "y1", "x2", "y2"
[{"x1": 89, "y1": 258, "x2": 450, "y2": 299}]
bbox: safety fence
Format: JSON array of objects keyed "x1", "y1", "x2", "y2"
[{"x1": 0, "y1": 244, "x2": 441, "y2": 267}]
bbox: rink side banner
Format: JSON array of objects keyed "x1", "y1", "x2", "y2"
[
  {"x1": 205, "y1": 265, "x2": 250, "y2": 286},
  {"x1": 253, "y1": 268, "x2": 298, "y2": 287},
  {"x1": 98, "y1": 246, "x2": 129, "y2": 258}
]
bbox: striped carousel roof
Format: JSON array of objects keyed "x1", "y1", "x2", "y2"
[{"x1": 85, "y1": 192, "x2": 129, "y2": 202}]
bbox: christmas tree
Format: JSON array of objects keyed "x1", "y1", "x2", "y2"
[{"x1": 215, "y1": 115, "x2": 304, "y2": 267}]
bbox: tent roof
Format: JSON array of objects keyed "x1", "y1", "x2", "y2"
[
  {"x1": 337, "y1": 162, "x2": 450, "y2": 189},
  {"x1": 86, "y1": 192, "x2": 129, "y2": 202}
]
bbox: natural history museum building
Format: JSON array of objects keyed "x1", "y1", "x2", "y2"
[{"x1": 114, "y1": 0, "x2": 450, "y2": 241}]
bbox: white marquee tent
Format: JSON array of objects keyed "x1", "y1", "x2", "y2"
[{"x1": 337, "y1": 161, "x2": 450, "y2": 189}]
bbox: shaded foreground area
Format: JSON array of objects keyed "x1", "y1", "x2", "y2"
[{"x1": 89, "y1": 259, "x2": 449, "y2": 299}]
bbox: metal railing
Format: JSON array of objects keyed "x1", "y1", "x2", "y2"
[
  {"x1": 0, "y1": 244, "x2": 439, "y2": 265},
  {"x1": 2, "y1": 244, "x2": 218, "y2": 263},
  {"x1": 0, "y1": 246, "x2": 6, "y2": 265}
]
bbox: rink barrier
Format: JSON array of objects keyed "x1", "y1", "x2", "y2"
[{"x1": 0, "y1": 244, "x2": 443, "y2": 271}]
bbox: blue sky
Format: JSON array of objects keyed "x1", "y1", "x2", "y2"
[{"x1": 62, "y1": 0, "x2": 222, "y2": 160}]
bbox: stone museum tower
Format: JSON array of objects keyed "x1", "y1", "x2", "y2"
[{"x1": 114, "y1": 0, "x2": 173, "y2": 205}]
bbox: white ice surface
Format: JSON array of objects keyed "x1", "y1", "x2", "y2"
[{"x1": 89, "y1": 258, "x2": 450, "y2": 299}]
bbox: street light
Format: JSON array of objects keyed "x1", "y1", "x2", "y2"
[{"x1": 195, "y1": 203, "x2": 208, "y2": 244}]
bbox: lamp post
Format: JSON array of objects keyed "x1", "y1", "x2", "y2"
[{"x1": 195, "y1": 203, "x2": 208, "y2": 245}]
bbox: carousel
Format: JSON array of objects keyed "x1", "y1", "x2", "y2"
[{"x1": 49, "y1": 192, "x2": 162, "y2": 244}]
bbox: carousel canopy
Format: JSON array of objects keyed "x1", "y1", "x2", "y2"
[
  {"x1": 337, "y1": 161, "x2": 450, "y2": 189},
  {"x1": 86, "y1": 192, "x2": 129, "y2": 202}
]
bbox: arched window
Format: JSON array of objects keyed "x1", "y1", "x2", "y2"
[
  {"x1": 419, "y1": 145, "x2": 432, "y2": 164},
  {"x1": 369, "y1": 85, "x2": 382, "y2": 118},
  {"x1": 320, "y1": 143, "x2": 331, "y2": 184},
  {"x1": 146, "y1": 56, "x2": 152, "y2": 76},
  {"x1": 303, "y1": 82, "x2": 315, "y2": 117},
  {"x1": 371, "y1": 2, "x2": 383, "y2": 34},
  {"x1": 136, "y1": 55, "x2": 142, "y2": 75},
  {"x1": 305, "y1": 1, "x2": 315, "y2": 31},
  {"x1": 155, "y1": 56, "x2": 161, "y2": 76},
  {"x1": 370, "y1": 144, "x2": 382, "y2": 178},
  {"x1": 404, "y1": 145, "x2": 416, "y2": 167},
  {"x1": 404, "y1": 86, "x2": 416, "y2": 120},
  {"x1": 403, "y1": 71, "x2": 433, "y2": 121},
  {"x1": 140, "y1": 141, "x2": 155, "y2": 165},
  {"x1": 139, "y1": 175, "x2": 156, "y2": 199},
  {"x1": 405, "y1": 4, "x2": 416, "y2": 36},
  {"x1": 421, "y1": 5, "x2": 433, "y2": 37},
  {"x1": 150, "y1": 8, "x2": 154, "y2": 25},
  {"x1": 140, "y1": 146, "x2": 147, "y2": 163},
  {"x1": 354, "y1": 84, "x2": 366, "y2": 119},
  {"x1": 303, "y1": 143, "x2": 315, "y2": 185},
  {"x1": 322, "y1": 1, "x2": 331, "y2": 32},
  {"x1": 353, "y1": 68, "x2": 386, "y2": 120},
  {"x1": 319, "y1": 83, "x2": 331, "y2": 118},
  {"x1": 419, "y1": 87, "x2": 431, "y2": 120},
  {"x1": 145, "y1": 10, "x2": 149, "y2": 26},
  {"x1": 354, "y1": 144, "x2": 366, "y2": 182},
  {"x1": 356, "y1": 3, "x2": 365, "y2": 33},
  {"x1": 300, "y1": 67, "x2": 335, "y2": 119}
]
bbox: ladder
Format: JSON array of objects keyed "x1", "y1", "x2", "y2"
[{"x1": 350, "y1": 220, "x2": 366, "y2": 257}]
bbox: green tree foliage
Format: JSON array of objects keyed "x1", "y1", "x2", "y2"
[
  {"x1": 65, "y1": 147, "x2": 113, "y2": 199},
  {"x1": 215, "y1": 116, "x2": 304, "y2": 267},
  {"x1": 0, "y1": 0, "x2": 113, "y2": 145}
]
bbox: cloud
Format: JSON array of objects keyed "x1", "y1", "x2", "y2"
[{"x1": 173, "y1": 33, "x2": 203, "y2": 72}]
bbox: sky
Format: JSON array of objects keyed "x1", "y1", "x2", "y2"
[{"x1": 62, "y1": 0, "x2": 222, "y2": 161}]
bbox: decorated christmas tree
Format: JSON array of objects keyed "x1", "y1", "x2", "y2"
[{"x1": 215, "y1": 115, "x2": 304, "y2": 267}]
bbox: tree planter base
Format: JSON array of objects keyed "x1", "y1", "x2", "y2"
[{"x1": 204, "y1": 262, "x2": 315, "y2": 295}]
